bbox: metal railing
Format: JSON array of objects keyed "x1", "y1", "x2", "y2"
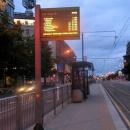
[{"x1": 0, "y1": 83, "x2": 71, "y2": 130}]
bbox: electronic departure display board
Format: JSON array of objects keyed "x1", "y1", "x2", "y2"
[{"x1": 40, "y1": 7, "x2": 80, "y2": 40}]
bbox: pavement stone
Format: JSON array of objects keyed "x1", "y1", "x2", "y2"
[
  {"x1": 100, "y1": 84, "x2": 128, "y2": 130},
  {"x1": 44, "y1": 83, "x2": 127, "y2": 130}
]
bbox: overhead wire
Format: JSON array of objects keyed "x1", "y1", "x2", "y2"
[
  {"x1": 111, "y1": 17, "x2": 130, "y2": 53},
  {"x1": 88, "y1": 57, "x2": 122, "y2": 74},
  {"x1": 82, "y1": 30, "x2": 125, "y2": 74},
  {"x1": 99, "y1": 18, "x2": 130, "y2": 72},
  {"x1": 82, "y1": 31, "x2": 118, "y2": 74},
  {"x1": 102, "y1": 17, "x2": 130, "y2": 74}
]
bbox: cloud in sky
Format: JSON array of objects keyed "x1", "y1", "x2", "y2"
[{"x1": 14, "y1": 0, "x2": 130, "y2": 75}]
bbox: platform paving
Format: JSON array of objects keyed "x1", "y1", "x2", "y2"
[{"x1": 44, "y1": 83, "x2": 128, "y2": 130}]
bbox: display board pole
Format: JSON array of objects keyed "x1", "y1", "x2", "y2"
[{"x1": 34, "y1": 5, "x2": 44, "y2": 129}]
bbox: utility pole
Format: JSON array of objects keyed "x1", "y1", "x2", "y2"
[{"x1": 81, "y1": 32, "x2": 87, "y2": 98}]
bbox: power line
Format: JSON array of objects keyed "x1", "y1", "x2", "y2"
[
  {"x1": 88, "y1": 57, "x2": 123, "y2": 74},
  {"x1": 82, "y1": 31, "x2": 116, "y2": 34},
  {"x1": 111, "y1": 17, "x2": 130, "y2": 51},
  {"x1": 102, "y1": 24, "x2": 130, "y2": 71},
  {"x1": 88, "y1": 57, "x2": 122, "y2": 60},
  {"x1": 105, "y1": 17, "x2": 130, "y2": 71},
  {"x1": 80, "y1": 31, "x2": 119, "y2": 73},
  {"x1": 81, "y1": 30, "x2": 117, "y2": 60},
  {"x1": 86, "y1": 35, "x2": 116, "y2": 38}
]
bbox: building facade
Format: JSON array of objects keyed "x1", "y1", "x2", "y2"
[
  {"x1": 49, "y1": 40, "x2": 76, "y2": 83},
  {"x1": 0, "y1": 0, "x2": 15, "y2": 24},
  {"x1": 14, "y1": 11, "x2": 76, "y2": 83},
  {"x1": 0, "y1": 0, "x2": 15, "y2": 19},
  {"x1": 14, "y1": 0, "x2": 35, "y2": 37},
  {"x1": 123, "y1": 42, "x2": 130, "y2": 80},
  {"x1": 0, "y1": 0, "x2": 6, "y2": 11},
  {"x1": 14, "y1": 12, "x2": 34, "y2": 37},
  {"x1": 6, "y1": 0, "x2": 14, "y2": 19}
]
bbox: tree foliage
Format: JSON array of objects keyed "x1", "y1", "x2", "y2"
[
  {"x1": 0, "y1": 11, "x2": 55, "y2": 86},
  {"x1": 22, "y1": 39, "x2": 55, "y2": 80},
  {"x1": 0, "y1": 11, "x2": 23, "y2": 79},
  {"x1": 41, "y1": 41, "x2": 55, "y2": 77}
]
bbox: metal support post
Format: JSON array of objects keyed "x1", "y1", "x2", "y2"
[
  {"x1": 82, "y1": 32, "x2": 87, "y2": 99},
  {"x1": 86, "y1": 70, "x2": 89, "y2": 95},
  {"x1": 61, "y1": 87, "x2": 64, "y2": 108},
  {"x1": 53, "y1": 89, "x2": 56, "y2": 115},
  {"x1": 34, "y1": 5, "x2": 44, "y2": 129},
  {"x1": 82, "y1": 33, "x2": 84, "y2": 61},
  {"x1": 16, "y1": 95, "x2": 22, "y2": 130}
]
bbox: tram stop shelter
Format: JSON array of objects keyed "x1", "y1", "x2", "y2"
[{"x1": 71, "y1": 61, "x2": 94, "y2": 102}]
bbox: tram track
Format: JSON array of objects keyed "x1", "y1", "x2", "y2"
[
  {"x1": 110, "y1": 84, "x2": 130, "y2": 111},
  {"x1": 104, "y1": 84, "x2": 130, "y2": 113},
  {"x1": 102, "y1": 81, "x2": 130, "y2": 129}
]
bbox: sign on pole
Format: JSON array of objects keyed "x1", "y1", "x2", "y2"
[
  {"x1": 35, "y1": 5, "x2": 43, "y2": 125},
  {"x1": 34, "y1": 5, "x2": 80, "y2": 128},
  {"x1": 40, "y1": 7, "x2": 80, "y2": 40}
]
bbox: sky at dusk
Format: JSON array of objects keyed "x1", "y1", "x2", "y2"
[{"x1": 14, "y1": 0, "x2": 130, "y2": 75}]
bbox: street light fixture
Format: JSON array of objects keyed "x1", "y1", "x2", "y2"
[{"x1": 65, "y1": 49, "x2": 71, "y2": 54}]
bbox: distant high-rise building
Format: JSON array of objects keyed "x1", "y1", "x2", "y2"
[
  {"x1": 6, "y1": 0, "x2": 14, "y2": 19},
  {"x1": 14, "y1": 12, "x2": 34, "y2": 38},
  {"x1": 0, "y1": 0, "x2": 14, "y2": 23}
]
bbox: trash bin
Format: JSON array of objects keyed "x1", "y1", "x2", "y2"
[{"x1": 72, "y1": 89, "x2": 83, "y2": 103}]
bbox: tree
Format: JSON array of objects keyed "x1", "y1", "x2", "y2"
[
  {"x1": 0, "y1": 11, "x2": 55, "y2": 87},
  {"x1": 0, "y1": 11, "x2": 23, "y2": 86},
  {"x1": 41, "y1": 41, "x2": 55, "y2": 85},
  {"x1": 20, "y1": 38, "x2": 39, "y2": 81},
  {"x1": 20, "y1": 39, "x2": 55, "y2": 84},
  {"x1": 0, "y1": 11, "x2": 22, "y2": 65}
]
